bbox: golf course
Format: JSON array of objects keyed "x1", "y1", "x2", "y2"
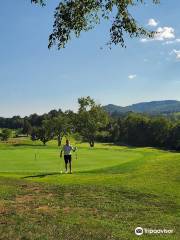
[
  {"x1": 1, "y1": 1, "x2": 180, "y2": 239},
  {"x1": 0, "y1": 137, "x2": 179, "y2": 240}
]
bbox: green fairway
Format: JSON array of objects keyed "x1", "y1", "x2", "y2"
[{"x1": 0, "y1": 138, "x2": 179, "y2": 239}]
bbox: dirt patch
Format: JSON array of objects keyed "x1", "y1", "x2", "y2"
[
  {"x1": 0, "y1": 202, "x2": 7, "y2": 214},
  {"x1": 65, "y1": 193, "x2": 72, "y2": 197},
  {"x1": 28, "y1": 187, "x2": 42, "y2": 194},
  {"x1": 23, "y1": 184, "x2": 56, "y2": 197},
  {"x1": 20, "y1": 184, "x2": 28, "y2": 188},
  {"x1": 36, "y1": 205, "x2": 50, "y2": 213},
  {"x1": 62, "y1": 207, "x2": 96, "y2": 215},
  {"x1": 91, "y1": 208, "x2": 98, "y2": 214},
  {"x1": 47, "y1": 193, "x2": 54, "y2": 198},
  {"x1": 63, "y1": 207, "x2": 71, "y2": 213},
  {"x1": 16, "y1": 194, "x2": 36, "y2": 203},
  {"x1": 35, "y1": 205, "x2": 59, "y2": 215}
]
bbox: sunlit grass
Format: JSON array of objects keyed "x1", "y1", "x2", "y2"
[{"x1": 0, "y1": 137, "x2": 179, "y2": 239}]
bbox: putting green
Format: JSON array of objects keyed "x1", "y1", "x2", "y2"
[
  {"x1": 0, "y1": 139, "x2": 179, "y2": 198},
  {"x1": 0, "y1": 147, "x2": 142, "y2": 173}
]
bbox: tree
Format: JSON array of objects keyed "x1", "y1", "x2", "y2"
[
  {"x1": 31, "y1": 0, "x2": 159, "y2": 49},
  {"x1": 15, "y1": 128, "x2": 23, "y2": 138},
  {"x1": 22, "y1": 120, "x2": 32, "y2": 136},
  {"x1": 0, "y1": 129, "x2": 12, "y2": 141},
  {"x1": 110, "y1": 121, "x2": 120, "y2": 143},
  {"x1": 29, "y1": 113, "x2": 43, "y2": 127},
  {"x1": 30, "y1": 127, "x2": 39, "y2": 142},
  {"x1": 38, "y1": 119, "x2": 55, "y2": 145},
  {"x1": 148, "y1": 117, "x2": 170, "y2": 147},
  {"x1": 51, "y1": 115, "x2": 72, "y2": 146},
  {"x1": 167, "y1": 122, "x2": 180, "y2": 150},
  {"x1": 48, "y1": 109, "x2": 62, "y2": 118},
  {"x1": 30, "y1": 124, "x2": 53, "y2": 145},
  {"x1": 123, "y1": 113, "x2": 150, "y2": 146},
  {"x1": 77, "y1": 96, "x2": 109, "y2": 147},
  {"x1": 37, "y1": 127, "x2": 53, "y2": 145},
  {"x1": 11, "y1": 116, "x2": 24, "y2": 129}
]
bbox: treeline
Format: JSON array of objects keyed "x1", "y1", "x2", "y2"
[
  {"x1": 103, "y1": 113, "x2": 180, "y2": 150},
  {"x1": 0, "y1": 97, "x2": 108, "y2": 147},
  {"x1": 0, "y1": 97, "x2": 180, "y2": 150}
]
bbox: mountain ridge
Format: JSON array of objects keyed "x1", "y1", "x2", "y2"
[{"x1": 103, "y1": 100, "x2": 180, "y2": 114}]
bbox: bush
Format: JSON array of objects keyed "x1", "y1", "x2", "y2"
[{"x1": 0, "y1": 128, "x2": 12, "y2": 141}]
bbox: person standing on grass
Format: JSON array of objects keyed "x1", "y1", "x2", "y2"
[{"x1": 60, "y1": 139, "x2": 76, "y2": 174}]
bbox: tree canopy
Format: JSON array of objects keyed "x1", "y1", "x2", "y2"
[
  {"x1": 31, "y1": 0, "x2": 160, "y2": 49},
  {"x1": 77, "y1": 96, "x2": 109, "y2": 147}
]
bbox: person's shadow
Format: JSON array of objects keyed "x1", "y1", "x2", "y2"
[{"x1": 22, "y1": 172, "x2": 61, "y2": 179}]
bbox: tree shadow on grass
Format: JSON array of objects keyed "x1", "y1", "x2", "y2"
[
  {"x1": 103, "y1": 143, "x2": 180, "y2": 153},
  {"x1": 103, "y1": 143, "x2": 137, "y2": 148},
  {"x1": 22, "y1": 172, "x2": 61, "y2": 179},
  {"x1": 13, "y1": 143, "x2": 44, "y2": 147}
]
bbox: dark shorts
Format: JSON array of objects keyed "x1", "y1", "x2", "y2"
[{"x1": 64, "y1": 155, "x2": 72, "y2": 164}]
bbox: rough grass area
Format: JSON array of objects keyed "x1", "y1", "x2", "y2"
[
  {"x1": 0, "y1": 178, "x2": 179, "y2": 240},
  {"x1": 0, "y1": 138, "x2": 179, "y2": 239}
]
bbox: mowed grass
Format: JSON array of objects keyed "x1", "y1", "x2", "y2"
[{"x1": 0, "y1": 138, "x2": 179, "y2": 240}]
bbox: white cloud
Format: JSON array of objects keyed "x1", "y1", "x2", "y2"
[
  {"x1": 170, "y1": 49, "x2": 180, "y2": 60},
  {"x1": 140, "y1": 38, "x2": 148, "y2": 43},
  {"x1": 140, "y1": 26, "x2": 175, "y2": 42},
  {"x1": 155, "y1": 27, "x2": 175, "y2": 41},
  {"x1": 148, "y1": 18, "x2": 158, "y2": 27},
  {"x1": 128, "y1": 74, "x2": 137, "y2": 80}
]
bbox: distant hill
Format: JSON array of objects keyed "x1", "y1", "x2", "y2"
[{"x1": 103, "y1": 100, "x2": 180, "y2": 115}]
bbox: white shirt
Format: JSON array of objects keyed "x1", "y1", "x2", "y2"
[{"x1": 62, "y1": 145, "x2": 73, "y2": 155}]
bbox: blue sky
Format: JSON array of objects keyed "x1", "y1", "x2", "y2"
[{"x1": 0, "y1": 1, "x2": 180, "y2": 117}]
